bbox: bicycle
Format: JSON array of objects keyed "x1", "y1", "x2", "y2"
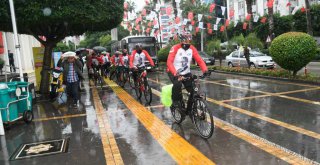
[
  {"x1": 118, "y1": 67, "x2": 130, "y2": 87},
  {"x1": 170, "y1": 71, "x2": 214, "y2": 139},
  {"x1": 92, "y1": 65, "x2": 103, "y2": 88},
  {"x1": 132, "y1": 67, "x2": 152, "y2": 105}
]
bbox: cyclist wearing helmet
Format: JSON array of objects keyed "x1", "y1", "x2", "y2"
[
  {"x1": 129, "y1": 44, "x2": 155, "y2": 83},
  {"x1": 109, "y1": 51, "x2": 122, "y2": 80},
  {"x1": 167, "y1": 34, "x2": 208, "y2": 113}
]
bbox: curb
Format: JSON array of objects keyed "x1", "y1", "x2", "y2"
[{"x1": 212, "y1": 70, "x2": 320, "y2": 86}]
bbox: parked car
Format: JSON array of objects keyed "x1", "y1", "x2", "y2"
[
  {"x1": 194, "y1": 51, "x2": 215, "y2": 65},
  {"x1": 226, "y1": 50, "x2": 275, "y2": 69}
]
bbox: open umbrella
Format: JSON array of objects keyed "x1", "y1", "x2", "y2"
[
  {"x1": 75, "y1": 48, "x2": 86, "y2": 52},
  {"x1": 92, "y1": 46, "x2": 106, "y2": 53}
]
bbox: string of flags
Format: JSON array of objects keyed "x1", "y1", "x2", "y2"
[{"x1": 123, "y1": 0, "x2": 307, "y2": 36}]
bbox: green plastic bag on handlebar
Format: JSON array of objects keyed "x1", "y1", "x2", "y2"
[{"x1": 161, "y1": 84, "x2": 173, "y2": 107}]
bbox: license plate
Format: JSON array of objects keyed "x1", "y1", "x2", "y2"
[
  {"x1": 147, "y1": 67, "x2": 151, "y2": 70},
  {"x1": 206, "y1": 61, "x2": 211, "y2": 63}
]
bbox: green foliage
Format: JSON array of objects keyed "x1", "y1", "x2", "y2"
[
  {"x1": 53, "y1": 42, "x2": 69, "y2": 52},
  {"x1": 0, "y1": 58, "x2": 5, "y2": 66},
  {"x1": 293, "y1": 4, "x2": 320, "y2": 36},
  {"x1": 206, "y1": 39, "x2": 221, "y2": 56},
  {"x1": 269, "y1": 32, "x2": 317, "y2": 75},
  {"x1": 99, "y1": 35, "x2": 112, "y2": 47},
  {"x1": 231, "y1": 34, "x2": 245, "y2": 46},
  {"x1": 244, "y1": 33, "x2": 263, "y2": 50}
]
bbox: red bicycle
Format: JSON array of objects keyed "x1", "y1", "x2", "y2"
[{"x1": 132, "y1": 67, "x2": 152, "y2": 105}]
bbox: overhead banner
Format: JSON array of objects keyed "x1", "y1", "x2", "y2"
[{"x1": 32, "y1": 47, "x2": 45, "y2": 91}]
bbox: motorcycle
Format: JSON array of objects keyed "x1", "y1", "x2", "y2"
[{"x1": 49, "y1": 67, "x2": 64, "y2": 99}]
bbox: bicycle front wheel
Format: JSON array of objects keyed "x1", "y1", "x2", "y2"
[
  {"x1": 191, "y1": 98, "x2": 214, "y2": 139},
  {"x1": 143, "y1": 78, "x2": 152, "y2": 105},
  {"x1": 128, "y1": 72, "x2": 135, "y2": 88}
]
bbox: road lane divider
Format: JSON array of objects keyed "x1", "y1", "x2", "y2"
[
  {"x1": 104, "y1": 78, "x2": 215, "y2": 165},
  {"x1": 91, "y1": 81, "x2": 124, "y2": 165},
  {"x1": 150, "y1": 87, "x2": 317, "y2": 165}
]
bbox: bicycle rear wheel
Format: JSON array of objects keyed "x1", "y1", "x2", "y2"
[
  {"x1": 143, "y1": 78, "x2": 152, "y2": 105},
  {"x1": 191, "y1": 98, "x2": 214, "y2": 139}
]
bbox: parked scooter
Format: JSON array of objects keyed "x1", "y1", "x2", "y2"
[{"x1": 49, "y1": 67, "x2": 64, "y2": 99}]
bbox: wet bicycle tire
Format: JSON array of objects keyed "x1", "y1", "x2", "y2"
[
  {"x1": 128, "y1": 74, "x2": 135, "y2": 88},
  {"x1": 191, "y1": 98, "x2": 214, "y2": 139},
  {"x1": 143, "y1": 78, "x2": 152, "y2": 105}
]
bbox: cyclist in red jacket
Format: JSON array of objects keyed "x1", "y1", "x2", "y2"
[
  {"x1": 129, "y1": 44, "x2": 154, "y2": 83},
  {"x1": 167, "y1": 34, "x2": 208, "y2": 113}
]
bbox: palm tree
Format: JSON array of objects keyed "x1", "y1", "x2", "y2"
[
  {"x1": 245, "y1": 0, "x2": 253, "y2": 31},
  {"x1": 305, "y1": 0, "x2": 313, "y2": 35}
]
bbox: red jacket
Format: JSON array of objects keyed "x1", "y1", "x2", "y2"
[
  {"x1": 167, "y1": 44, "x2": 207, "y2": 76},
  {"x1": 129, "y1": 50, "x2": 155, "y2": 68}
]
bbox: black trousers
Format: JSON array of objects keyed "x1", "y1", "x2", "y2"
[
  {"x1": 9, "y1": 61, "x2": 15, "y2": 72},
  {"x1": 66, "y1": 81, "x2": 80, "y2": 103},
  {"x1": 168, "y1": 72, "x2": 194, "y2": 111}
]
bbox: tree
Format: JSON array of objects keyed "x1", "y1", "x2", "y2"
[
  {"x1": 0, "y1": 0, "x2": 123, "y2": 94},
  {"x1": 268, "y1": 1, "x2": 275, "y2": 40},
  {"x1": 99, "y1": 35, "x2": 112, "y2": 47},
  {"x1": 245, "y1": 0, "x2": 253, "y2": 31},
  {"x1": 206, "y1": 39, "x2": 223, "y2": 66},
  {"x1": 305, "y1": 0, "x2": 313, "y2": 36}
]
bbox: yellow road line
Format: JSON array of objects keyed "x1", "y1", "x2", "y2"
[
  {"x1": 150, "y1": 80, "x2": 320, "y2": 140},
  {"x1": 221, "y1": 95, "x2": 270, "y2": 103},
  {"x1": 92, "y1": 82, "x2": 124, "y2": 165},
  {"x1": 202, "y1": 79, "x2": 320, "y2": 105},
  {"x1": 214, "y1": 72, "x2": 318, "y2": 88},
  {"x1": 151, "y1": 88, "x2": 315, "y2": 164},
  {"x1": 105, "y1": 78, "x2": 215, "y2": 165},
  {"x1": 34, "y1": 113, "x2": 88, "y2": 122},
  {"x1": 276, "y1": 87, "x2": 320, "y2": 95}
]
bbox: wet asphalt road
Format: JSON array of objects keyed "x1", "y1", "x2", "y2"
[{"x1": 1, "y1": 70, "x2": 320, "y2": 164}]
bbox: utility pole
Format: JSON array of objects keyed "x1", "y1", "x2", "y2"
[{"x1": 9, "y1": 0, "x2": 24, "y2": 82}]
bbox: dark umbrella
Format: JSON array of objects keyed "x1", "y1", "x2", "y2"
[
  {"x1": 92, "y1": 46, "x2": 106, "y2": 53},
  {"x1": 75, "y1": 48, "x2": 86, "y2": 52}
]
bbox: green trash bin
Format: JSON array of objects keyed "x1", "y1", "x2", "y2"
[
  {"x1": 16, "y1": 82, "x2": 32, "y2": 113},
  {"x1": 0, "y1": 83, "x2": 19, "y2": 122}
]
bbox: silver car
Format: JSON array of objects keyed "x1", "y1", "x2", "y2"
[{"x1": 226, "y1": 51, "x2": 275, "y2": 69}]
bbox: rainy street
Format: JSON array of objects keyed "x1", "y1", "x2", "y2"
[{"x1": 1, "y1": 70, "x2": 320, "y2": 165}]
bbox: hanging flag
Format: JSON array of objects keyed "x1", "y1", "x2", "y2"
[
  {"x1": 260, "y1": 17, "x2": 267, "y2": 23},
  {"x1": 166, "y1": 7, "x2": 172, "y2": 15},
  {"x1": 123, "y1": 12, "x2": 127, "y2": 19},
  {"x1": 196, "y1": 27, "x2": 200, "y2": 33},
  {"x1": 207, "y1": 23, "x2": 211, "y2": 29},
  {"x1": 128, "y1": 26, "x2": 132, "y2": 32},
  {"x1": 214, "y1": 24, "x2": 218, "y2": 31},
  {"x1": 191, "y1": 20, "x2": 195, "y2": 26},
  {"x1": 124, "y1": 2, "x2": 128, "y2": 10},
  {"x1": 145, "y1": 0, "x2": 149, "y2": 5},
  {"x1": 208, "y1": 29, "x2": 213, "y2": 34},
  {"x1": 253, "y1": 15, "x2": 259, "y2": 22},
  {"x1": 171, "y1": 28, "x2": 175, "y2": 34},
  {"x1": 301, "y1": 7, "x2": 306, "y2": 13},
  {"x1": 220, "y1": 25, "x2": 225, "y2": 32},
  {"x1": 135, "y1": 25, "x2": 140, "y2": 30},
  {"x1": 207, "y1": 15, "x2": 213, "y2": 19},
  {"x1": 209, "y1": 3, "x2": 216, "y2": 13},
  {"x1": 221, "y1": 6, "x2": 226, "y2": 16},
  {"x1": 198, "y1": 14, "x2": 203, "y2": 21},
  {"x1": 181, "y1": 25, "x2": 185, "y2": 29},
  {"x1": 160, "y1": 25, "x2": 164, "y2": 31},
  {"x1": 135, "y1": 18, "x2": 140, "y2": 24},
  {"x1": 225, "y1": 19, "x2": 230, "y2": 27},
  {"x1": 175, "y1": 17, "x2": 181, "y2": 24},
  {"x1": 286, "y1": 2, "x2": 291, "y2": 7},
  {"x1": 146, "y1": 28, "x2": 151, "y2": 33},
  {"x1": 234, "y1": 21, "x2": 238, "y2": 27},
  {"x1": 183, "y1": 19, "x2": 188, "y2": 25},
  {"x1": 154, "y1": 30, "x2": 159, "y2": 36},
  {"x1": 292, "y1": 6, "x2": 299, "y2": 14},
  {"x1": 189, "y1": 25, "x2": 193, "y2": 31},
  {"x1": 142, "y1": 9, "x2": 147, "y2": 16},
  {"x1": 243, "y1": 23, "x2": 248, "y2": 30},
  {"x1": 267, "y1": 0, "x2": 274, "y2": 8},
  {"x1": 148, "y1": 22, "x2": 152, "y2": 27},
  {"x1": 216, "y1": 18, "x2": 221, "y2": 24},
  {"x1": 153, "y1": 18, "x2": 158, "y2": 26},
  {"x1": 229, "y1": 8, "x2": 235, "y2": 18},
  {"x1": 188, "y1": 12, "x2": 194, "y2": 20},
  {"x1": 198, "y1": 22, "x2": 204, "y2": 29},
  {"x1": 174, "y1": 34, "x2": 178, "y2": 40},
  {"x1": 246, "y1": 14, "x2": 251, "y2": 21}
]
